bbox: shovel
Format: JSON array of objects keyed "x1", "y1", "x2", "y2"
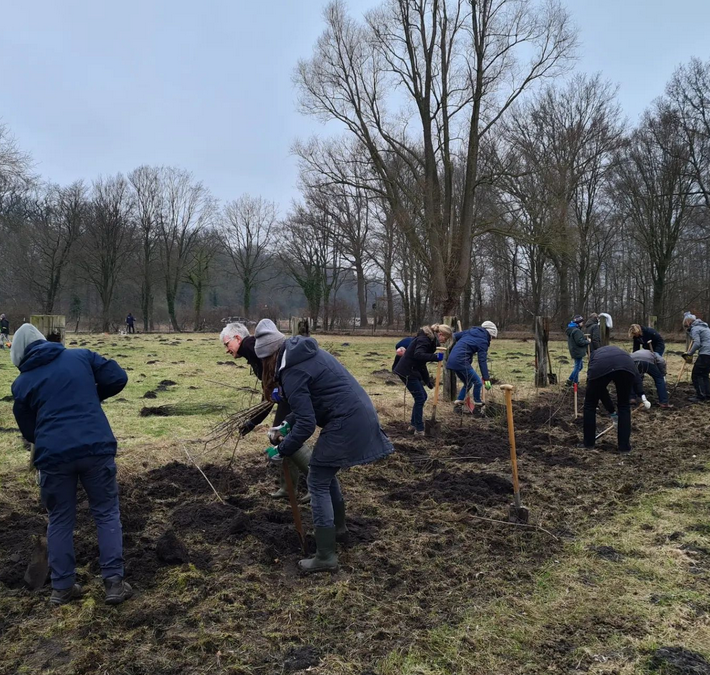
[
  {"x1": 282, "y1": 462, "x2": 307, "y2": 555},
  {"x1": 500, "y1": 384, "x2": 529, "y2": 523},
  {"x1": 670, "y1": 340, "x2": 693, "y2": 397},
  {"x1": 24, "y1": 443, "x2": 50, "y2": 590},
  {"x1": 595, "y1": 403, "x2": 645, "y2": 441},
  {"x1": 429, "y1": 347, "x2": 447, "y2": 424}
]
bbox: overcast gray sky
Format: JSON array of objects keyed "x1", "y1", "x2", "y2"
[{"x1": 1, "y1": 0, "x2": 709, "y2": 210}]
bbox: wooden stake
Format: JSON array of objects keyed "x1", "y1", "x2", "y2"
[
  {"x1": 574, "y1": 383, "x2": 578, "y2": 419},
  {"x1": 283, "y1": 462, "x2": 307, "y2": 555},
  {"x1": 500, "y1": 384, "x2": 529, "y2": 523}
]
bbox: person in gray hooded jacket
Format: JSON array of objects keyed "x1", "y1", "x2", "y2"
[
  {"x1": 265, "y1": 334, "x2": 394, "y2": 574},
  {"x1": 683, "y1": 315, "x2": 710, "y2": 402}
]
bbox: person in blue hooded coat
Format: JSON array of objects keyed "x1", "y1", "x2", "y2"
[
  {"x1": 260, "y1": 330, "x2": 394, "y2": 574},
  {"x1": 446, "y1": 321, "x2": 498, "y2": 411},
  {"x1": 10, "y1": 323, "x2": 132, "y2": 606}
]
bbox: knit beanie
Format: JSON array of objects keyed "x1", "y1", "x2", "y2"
[
  {"x1": 254, "y1": 319, "x2": 286, "y2": 358},
  {"x1": 572, "y1": 315, "x2": 584, "y2": 324},
  {"x1": 11, "y1": 323, "x2": 46, "y2": 368},
  {"x1": 481, "y1": 321, "x2": 498, "y2": 339}
]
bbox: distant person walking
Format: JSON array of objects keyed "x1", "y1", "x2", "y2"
[
  {"x1": 11, "y1": 323, "x2": 132, "y2": 606},
  {"x1": 0, "y1": 313, "x2": 9, "y2": 347},
  {"x1": 125, "y1": 313, "x2": 135, "y2": 334}
]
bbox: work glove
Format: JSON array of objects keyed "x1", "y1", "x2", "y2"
[
  {"x1": 641, "y1": 395, "x2": 651, "y2": 410},
  {"x1": 396, "y1": 347, "x2": 406, "y2": 356},
  {"x1": 484, "y1": 380, "x2": 492, "y2": 391},
  {"x1": 239, "y1": 420, "x2": 256, "y2": 437},
  {"x1": 436, "y1": 352, "x2": 444, "y2": 362},
  {"x1": 610, "y1": 412, "x2": 619, "y2": 427},
  {"x1": 271, "y1": 387, "x2": 283, "y2": 403},
  {"x1": 267, "y1": 421, "x2": 291, "y2": 445},
  {"x1": 265, "y1": 446, "x2": 283, "y2": 464},
  {"x1": 682, "y1": 353, "x2": 693, "y2": 364}
]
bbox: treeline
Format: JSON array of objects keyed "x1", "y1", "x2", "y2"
[{"x1": 2, "y1": 0, "x2": 710, "y2": 334}]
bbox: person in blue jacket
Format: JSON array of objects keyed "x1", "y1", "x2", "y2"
[
  {"x1": 447, "y1": 321, "x2": 498, "y2": 412},
  {"x1": 258, "y1": 328, "x2": 394, "y2": 575},
  {"x1": 10, "y1": 323, "x2": 132, "y2": 606}
]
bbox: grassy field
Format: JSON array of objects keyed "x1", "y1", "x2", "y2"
[{"x1": 1, "y1": 333, "x2": 709, "y2": 674}]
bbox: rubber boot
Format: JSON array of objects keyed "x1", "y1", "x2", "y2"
[
  {"x1": 298, "y1": 527, "x2": 338, "y2": 574},
  {"x1": 333, "y1": 500, "x2": 348, "y2": 542},
  {"x1": 270, "y1": 458, "x2": 301, "y2": 500}
]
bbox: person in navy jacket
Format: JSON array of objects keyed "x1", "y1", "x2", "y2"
[
  {"x1": 446, "y1": 321, "x2": 498, "y2": 411},
  {"x1": 11, "y1": 323, "x2": 132, "y2": 606},
  {"x1": 265, "y1": 334, "x2": 394, "y2": 574}
]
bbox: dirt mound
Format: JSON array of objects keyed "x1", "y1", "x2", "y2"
[
  {"x1": 650, "y1": 646, "x2": 710, "y2": 674},
  {"x1": 143, "y1": 391, "x2": 157, "y2": 399},
  {"x1": 156, "y1": 529, "x2": 190, "y2": 564}
]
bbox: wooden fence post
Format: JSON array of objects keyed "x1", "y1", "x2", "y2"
[
  {"x1": 534, "y1": 316, "x2": 549, "y2": 387},
  {"x1": 600, "y1": 315, "x2": 610, "y2": 346},
  {"x1": 30, "y1": 315, "x2": 66, "y2": 344}
]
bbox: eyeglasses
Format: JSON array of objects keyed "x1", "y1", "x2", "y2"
[{"x1": 224, "y1": 335, "x2": 243, "y2": 351}]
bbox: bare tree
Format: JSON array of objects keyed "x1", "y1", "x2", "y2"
[
  {"x1": 296, "y1": 0, "x2": 576, "y2": 315},
  {"x1": 129, "y1": 166, "x2": 162, "y2": 331},
  {"x1": 185, "y1": 229, "x2": 220, "y2": 331},
  {"x1": 80, "y1": 175, "x2": 136, "y2": 332},
  {"x1": 221, "y1": 195, "x2": 277, "y2": 318},
  {"x1": 157, "y1": 168, "x2": 214, "y2": 331}
]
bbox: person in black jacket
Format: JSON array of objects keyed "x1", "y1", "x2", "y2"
[
  {"x1": 393, "y1": 324, "x2": 452, "y2": 436},
  {"x1": 629, "y1": 324, "x2": 665, "y2": 355},
  {"x1": 584, "y1": 314, "x2": 601, "y2": 353},
  {"x1": 11, "y1": 323, "x2": 131, "y2": 606},
  {"x1": 0, "y1": 313, "x2": 9, "y2": 347},
  {"x1": 220, "y1": 321, "x2": 310, "y2": 500},
  {"x1": 580, "y1": 346, "x2": 649, "y2": 453},
  {"x1": 391, "y1": 336, "x2": 414, "y2": 372}
]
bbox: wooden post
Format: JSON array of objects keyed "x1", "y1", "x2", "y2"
[
  {"x1": 647, "y1": 315, "x2": 657, "y2": 330},
  {"x1": 441, "y1": 315, "x2": 459, "y2": 402},
  {"x1": 534, "y1": 316, "x2": 549, "y2": 387},
  {"x1": 30, "y1": 315, "x2": 66, "y2": 344},
  {"x1": 599, "y1": 314, "x2": 610, "y2": 346}
]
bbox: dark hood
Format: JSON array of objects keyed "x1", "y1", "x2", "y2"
[
  {"x1": 280, "y1": 336, "x2": 319, "y2": 371},
  {"x1": 19, "y1": 341, "x2": 66, "y2": 373}
]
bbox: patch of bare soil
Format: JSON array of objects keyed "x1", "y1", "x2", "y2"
[{"x1": 1, "y1": 382, "x2": 709, "y2": 673}]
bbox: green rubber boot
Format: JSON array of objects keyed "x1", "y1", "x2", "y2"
[
  {"x1": 298, "y1": 527, "x2": 338, "y2": 574},
  {"x1": 333, "y1": 500, "x2": 348, "y2": 542},
  {"x1": 270, "y1": 458, "x2": 300, "y2": 500}
]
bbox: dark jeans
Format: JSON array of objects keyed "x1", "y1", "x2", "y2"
[
  {"x1": 568, "y1": 357, "x2": 584, "y2": 384},
  {"x1": 39, "y1": 455, "x2": 123, "y2": 589},
  {"x1": 638, "y1": 362, "x2": 668, "y2": 404},
  {"x1": 451, "y1": 366, "x2": 483, "y2": 403},
  {"x1": 402, "y1": 377, "x2": 427, "y2": 431},
  {"x1": 692, "y1": 354, "x2": 710, "y2": 398},
  {"x1": 307, "y1": 465, "x2": 343, "y2": 528},
  {"x1": 127, "y1": 324, "x2": 135, "y2": 334},
  {"x1": 583, "y1": 372, "x2": 635, "y2": 452}
]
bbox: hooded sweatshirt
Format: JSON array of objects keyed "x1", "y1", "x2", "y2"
[
  {"x1": 11, "y1": 327, "x2": 128, "y2": 469},
  {"x1": 276, "y1": 336, "x2": 393, "y2": 468},
  {"x1": 688, "y1": 319, "x2": 710, "y2": 357},
  {"x1": 566, "y1": 322, "x2": 589, "y2": 360}
]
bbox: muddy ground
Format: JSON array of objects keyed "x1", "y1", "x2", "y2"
[{"x1": 1, "y1": 383, "x2": 709, "y2": 674}]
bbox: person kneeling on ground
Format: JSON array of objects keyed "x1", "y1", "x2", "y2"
[
  {"x1": 629, "y1": 323, "x2": 665, "y2": 356},
  {"x1": 581, "y1": 345, "x2": 649, "y2": 453},
  {"x1": 683, "y1": 314, "x2": 710, "y2": 403},
  {"x1": 11, "y1": 324, "x2": 131, "y2": 606},
  {"x1": 220, "y1": 321, "x2": 310, "y2": 501},
  {"x1": 447, "y1": 321, "x2": 498, "y2": 412},
  {"x1": 566, "y1": 315, "x2": 590, "y2": 387},
  {"x1": 393, "y1": 324, "x2": 452, "y2": 436},
  {"x1": 265, "y1": 334, "x2": 394, "y2": 574},
  {"x1": 631, "y1": 349, "x2": 672, "y2": 409}
]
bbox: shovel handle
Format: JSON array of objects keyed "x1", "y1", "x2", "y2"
[
  {"x1": 283, "y1": 462, "x2": 307, "y2": 555},
  {"x1": 500, "y1": 385, "x2": 520, "y2": 497}
]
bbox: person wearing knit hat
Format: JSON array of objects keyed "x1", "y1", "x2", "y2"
[
  {"x1": 267, "y1": 334, "x2": 394, "y2": 574},
  {"x1": 11, "y1": 323, "x2": 132, "y2": 606},
  {"x1": 566, "y1": 315, "x2": 590, "y2": 387},
  {"x1": 446, "y1": 322, "x2": 497, "y2": 411},
  {"x1": 254, "y1": 319, "x2": 287, "y2": 358}
]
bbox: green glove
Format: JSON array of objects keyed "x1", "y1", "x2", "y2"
[
  {"x1": 484, "y1": 380, "x2": 492, "y2": 391},
  {"x1": 683, "y1": 353, "x2": 693, "y2": 364},
  {"x1": 265, "y1": 446, "x2": 282, "y2": 463},
  {"x1": 278, "y1": 421, "x2": 291, "y2": 436}
]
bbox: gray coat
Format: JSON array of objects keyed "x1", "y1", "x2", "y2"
[
  {"x1": 688, "y1": 320, "x2": 710, "y2": 356},
  {"x1": 277, "y1": 336, "x2": 394, "y2": 468},
  {"x1": 630, "y1": 348, "x2": 667, "y2": 376}
]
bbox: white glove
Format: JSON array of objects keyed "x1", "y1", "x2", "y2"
[
  {"x1": 641, "y1": 395, "x2": 651, "y2": 410},
  {"x1": 267, "y1": 426, "x2": 284, "y2": 445}
]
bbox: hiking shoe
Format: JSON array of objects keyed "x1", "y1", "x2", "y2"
[
  {"x1": 453, "y1": 401, "x2": 464, "y2": 413},
  {"x1": 406, "y1": 425, "x2": 415, "y2": 433},
  {"x1": 50, "y1": 584, "x2": 83, "y2": 606},
  {"x1": 104, "y1": 576, "x2": 133, "y2": 605},
  {"x1": 565, "y1": 380, "x2": 574, "y2": 388},
  {"x1": 659, "y1": 403, "x2": 674, "y2": 410},
  {"x1": 576, "y1": 443, "x2": 595, "y2": 450},
  {"x1": 413, "y1": 430, "x2": 426, "y2": 437},
  {"x1": 687, "y1": 396, "x2": 707, "y2": 404}
]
